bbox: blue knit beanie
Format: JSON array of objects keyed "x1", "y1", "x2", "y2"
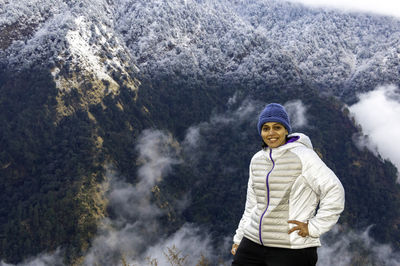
[{"x1": 257, "y1": 103, "x2": 291, "y2": 135}]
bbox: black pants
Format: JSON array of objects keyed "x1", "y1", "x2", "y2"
[{"x1": 232, "y1": 238, "x2": 318, "y2": 266}]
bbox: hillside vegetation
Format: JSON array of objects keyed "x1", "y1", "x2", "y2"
[{"x1": 0, "y1": 0, "x2": 400, "y2": 264}]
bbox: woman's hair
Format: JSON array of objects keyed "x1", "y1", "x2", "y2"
[{"x1": 262, "y1": 141, "x2": 268, "y2": 149}]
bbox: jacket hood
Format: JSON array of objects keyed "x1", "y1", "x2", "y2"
[
  {"x1": 261, "y1": 132, "x2": 313, "y2": 159},
  {"x1": 264, "y1": 132, "x2": 313, "y2": 152},
  {"x1": 288, "y1": 133, "x2": 313, "y2": 149}
]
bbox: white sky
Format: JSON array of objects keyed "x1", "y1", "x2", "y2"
[{"x1": 288, "y1": 0, "x2": 400, "y2": 18}]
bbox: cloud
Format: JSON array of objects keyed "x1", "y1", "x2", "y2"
[
  {"x1": 137, "y1": 224, "x2": 215, "y2": 265},
  {"x1": 134, "y1": 129, "x2": 182, "y2": 195},
  {"x1": 13, "y1": 97, "x2": 400, "y2": 266},
  {"x1": 183, "y1": 97, "x2": 260, "y2": 151},
  {"x1": 182, "y1": 98, "x2": 308, "y2": 145},
  {"x1": 183, "y1": 126, "x2": 201, "y2": 148},
  {"x1": 209, "y1": 98, "x2": 257, "y2": 126},
  {"x1": 82, "y1": 129, "x2": 229, "y2": 265},
  {"x1": 182, "y1": 97, "x2": 309, "y2": 170},
  {"x1": 349, "y1": 85, "x2": 400, "y2": 181},
  {"x1": 1, "y1": 129, "x2": 223, "y2": 266},
  {"x1": 83, "y1": 129, "x2": 183, "y2": 265},
  {"x1": 0, "y1": 249, "x2": 64, "y2": 266},
  {"x1": 284, "y1": 100, "x2": 308, "y2": 130},
  {"x1": 318, "y1": 225, "x2": 400, "y2": 265},
  {"x1": 288, "y1": 0, "x2": 400, "y2": 18}
]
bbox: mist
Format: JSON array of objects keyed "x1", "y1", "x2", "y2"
[
  {"x1": 183, "y1": 97, "x2": 309, "y2": 153},
  {"x1": 0, "y1": 249, "x2": 64, "y2": 266},
  {"x1": 3, "y1": 97, "x2": 399, "y2": 265},
  {"x1": 288, "y1": 0, "x2": 400, "y2": 18},
  {"x1": 284, "y1": 100, "x2": 308, "y2": 130},
  {"x1": 82, "y1": 129, "x2": 210, "y2": 265},
  {"x1": 183, "y1": 96, "x2": 259, "y2": 151},
  {"x1": 318, "y1": 225, "x2": 400, "y2": 265},
  {"x1": 349, "y1": 85, "x2": 400, "y2": 182},
  {"x1": 0, "y1": 127, "x2": 229, "y2": 266}
]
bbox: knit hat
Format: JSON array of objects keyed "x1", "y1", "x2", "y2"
[{"x1": 257, "y1": 103, "x2": 291, "y2": 135}]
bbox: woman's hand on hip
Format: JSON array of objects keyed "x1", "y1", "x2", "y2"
[
  {"x1": 287, "y1": 220, "x2": 309, "y2": 237},
  {"x1": 231, "y1": 243, "x2": 239, "y2": 255}
]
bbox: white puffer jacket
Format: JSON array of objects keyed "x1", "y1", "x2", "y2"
[{"x1": 233, "y1": 133, "x2": 345, "y2": 249}]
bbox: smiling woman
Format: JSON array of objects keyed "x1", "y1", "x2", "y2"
[{"x1": 231, "y1": 103, "x2": 345, "y2": 266}]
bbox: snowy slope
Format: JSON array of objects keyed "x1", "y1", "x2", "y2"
[
  {"x1": 114, "y1": 0, "x2": 400, "y2": 100},
  {"x1": 115, "y1": 0, "x2": 303, "y2": 86},
  {"x1": 1, "y1": 0, "x2": 399, "y2": 100},
  {"x1": 230, "y1": 0, "x2": 400, "y2": 98},
  {"x1": 0, "y1": 0, "x2": 138, "y2": 102}
]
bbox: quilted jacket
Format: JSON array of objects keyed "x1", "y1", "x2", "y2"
[{"x1": 233, "y1": 133, "x2": 345, "y2": 249}]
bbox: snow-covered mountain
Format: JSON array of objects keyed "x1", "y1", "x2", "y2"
[
  {"x1": 1, "y1": 0, "x2": 400, "y2": 265},
  {"x1": 230, "y1": 0, "x2": 400, "y2": 98},
  {"x1": 114, "y1": 0, "x2": 400, "y2": 101},
  {"x1": 0, "y1": 0, "x2": 139, "y2": 121},
  {"x1": 2, "y1": 0, "x2": 399, "y2": 101}
]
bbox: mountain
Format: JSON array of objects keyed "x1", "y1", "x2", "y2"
[
  {"x1": 0, "y1": 0, "x2": 399, "y2": 265},
  {"x1": 115, "y1": 0, "x2": 400, "y2": 101}
]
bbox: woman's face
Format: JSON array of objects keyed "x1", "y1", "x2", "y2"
[{"x1": 261, "y1": 122, "x2": 288, "y2": 148}]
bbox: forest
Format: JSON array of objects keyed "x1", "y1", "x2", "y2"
[
  {"x1": 1, "y1": 65, "x2": 399, "y2": 265},
  {"x1": 0, "y1": 0, "x2": 400, "y2": 265}
]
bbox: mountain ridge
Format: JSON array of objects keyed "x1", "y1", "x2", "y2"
[{"x1": 0, "y1": 0, "x2": 400, "y2": 264}]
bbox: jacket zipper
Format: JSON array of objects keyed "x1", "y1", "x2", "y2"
[{"x1": 259, "y1": 148, "x2": 275, "y2": 245}]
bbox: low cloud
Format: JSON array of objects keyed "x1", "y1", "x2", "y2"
[
  {"x1": 183, "y1": 97, "x2": 260, "y2": 151},
  {"x1": 0, "y1": 129, "x2": 224, "y2": 266},
  {"x1": 83, "y1": 129, "x2": 229, "y2": 265},
  {"x1": 318, "y1": 225, "x2": 400, "y2": 265},
  {"x1": 138, "y1": 224, "x2": 216, "y2": 265},
  {"x1": 10, "y1": 96, "x2": 400, "y2": 266},
  {"x1": 289, "y1": 0, "x2": 400, "y2": 18},
  {"x1": 349, "y1": 85, "x2": 400, "y2": 181},
  {"x1": 134, "y1": 129, "x2": 182, "y2": 195},
  {"x1": 284, "y1": 100, "x2": 308, "y2": 130},
  {"x1": 183, "y1": 98, "x2": 308, "y2": 151},
  {"x1": 83, "y1": 129, "x2": 184, "y2": 265},
  {"x1": 182, "y1": 98, "x2": 309, "y2": 179},
  {"x1": 209, "y1": 98, "x2": 258, "y2": 126},
  {"x1": 0, "y1": 249, "x2": 64, "y2": 266}
]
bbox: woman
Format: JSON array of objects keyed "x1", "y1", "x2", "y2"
[{"x1": 231, "y1": 103, "x2": 345, "y2": 266}]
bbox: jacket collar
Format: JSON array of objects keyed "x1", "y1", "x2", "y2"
[{"x1": 263, "y1": 133, "x2": 313, "y2": 158}]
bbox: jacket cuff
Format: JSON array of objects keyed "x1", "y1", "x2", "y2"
[
  {"x1": 307, "y1": 220, "x2": 320, "y2": 238},
  {"x1": 233, "y1": 234, "x2": 243, "y2": 245}
]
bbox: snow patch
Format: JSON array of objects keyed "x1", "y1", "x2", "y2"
[{"x1": 64, "y1": 16, "x2": 115, "y2": 88}]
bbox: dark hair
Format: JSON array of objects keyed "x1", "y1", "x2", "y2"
[{"x1": 262, "y1": 141, "x2": 268, "y2": 149}]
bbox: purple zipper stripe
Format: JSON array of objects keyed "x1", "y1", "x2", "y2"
[{"x1": 259, "y1": 148, "x2": 275, "y2": 245}]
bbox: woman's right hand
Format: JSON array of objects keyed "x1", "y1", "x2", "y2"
[{"x1": 231, "y1": 243, "x2": 239, "y2": 255}]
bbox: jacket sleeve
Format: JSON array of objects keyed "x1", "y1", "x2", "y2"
[
  {"x1": 233, "y1": 164, "x2": 257, "y2": 244},
  {"x1": 301, "y1": 149, "x2": 345, "y2": 238}
]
